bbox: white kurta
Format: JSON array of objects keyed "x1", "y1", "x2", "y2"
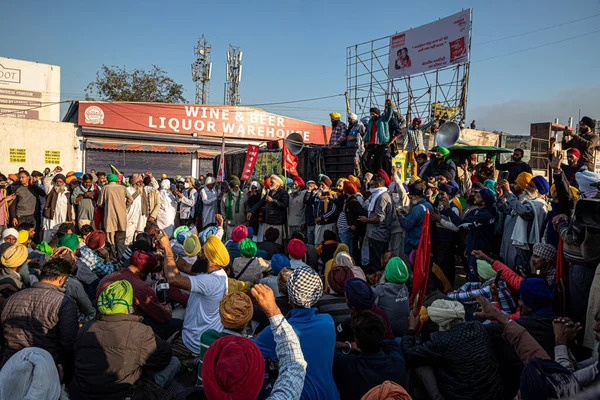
[
  {"x1": 158, "y1": 189, "x2": 178, "y2": 238},
  {"x1": 43, "y1": 191, "x2": 70, "y2": 243},
  {"x1": 200, "y1": 187, "x2": 217, "y2": 228},
  {"x1": 126, "y1": 187, "x2": 146, "y2": 244}
]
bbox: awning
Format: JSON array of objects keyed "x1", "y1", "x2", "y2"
[
  {"x1": 197, "y1": 150, "x2": 221, "y2": 159},
  {"x1": 86, "y1": 140, "x2": 199, "y2": 153}
]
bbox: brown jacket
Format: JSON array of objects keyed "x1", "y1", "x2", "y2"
[
  {"x1": 74, "y1": 314, "x2": 172, "y2": 399},
  {"x1": 503, "y1": 320, "x2": 550, "y2": 365},
  {"x1": 97, "y1": 183, "x2": 133, "y2": 233},
  {"x1": 43, "y1": 187, "x2": 73, "y2": 221},
  {"x1": 1, "y1": 282, "x2": 78, "y2": 366},
  {"x1": 144, "y1": 187, "x2": 161, "y2": 219}
]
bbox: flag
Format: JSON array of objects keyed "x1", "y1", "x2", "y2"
[
  {"x1": 282, "y1": 144, "x2": 299, "y2": 176},
  {"x1": 109, "y1": 163, "x2": 120, "y2": 175},
  {"x1": 410, "y1": 210, "x2": 431, "y2": 314},
  {"x1": 216, "y1": 138, "x2": 226, "y2": 182},
  {"x1": 240, "y1": 145, "x2": 260, "y2": 181}
]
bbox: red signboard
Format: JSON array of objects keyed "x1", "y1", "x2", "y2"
[
  {"x1": 241, "y1": 145, "x2": 260, "y2": 181},
  {"x1": 77, "y1": 101, "x2": 331, "y2": 145}
]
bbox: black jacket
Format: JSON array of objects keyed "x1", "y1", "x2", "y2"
[
  {"x1": 402, "y1": 321, "x2": 503, "y2": 400},
  {"x1": 333, "y1": 340, "x2": 407, "y2": 400},
  {"x1": 485, "y1": 312, "x2": 556, "y2": 399},
  {"x1": 250, "y1": 188, "x2": 289, "y2": 225},
  {"x1": 344, "y1": 195, "x2": 367, "y2": 231}
]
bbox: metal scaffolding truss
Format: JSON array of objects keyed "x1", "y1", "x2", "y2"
[{"x1": 346, "y1": 34, "x2": 470, "y2": 124}]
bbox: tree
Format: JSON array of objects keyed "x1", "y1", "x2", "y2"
[{"x1": 85, "y1": 64, "x2": 186, "y2": 103}]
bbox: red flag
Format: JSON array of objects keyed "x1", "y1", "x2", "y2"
[
  {"x1": 240, "y1": 145, "x2": 260, "y2": 181},
  {"x1": 216, "y1": 138, "x2": 226, "y2": 182},
  {"x1": 410, "y1": 210, "x2": 431, "y2": 314},
  {"x1": 282, "y1": 144, "x2": 299, "y2": 176}
]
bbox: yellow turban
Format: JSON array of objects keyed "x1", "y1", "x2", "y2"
[
  {"x1": 348, "y1": 175, "x2": 361, "y2": 189},
  {"x1": 515, "y1": 172, "x2": 533, "y2": 190},
  {"x1": 204, "y1": 235, "x2": 230, "y2": 267},
  {"x1": 1, "y1": 244, "x2": 28, "y2": 269},
  {"x1": 17, "y1": 230, "x2": 29, "y2": 244},
  {"x1": 329, "y1": 112, "x2": 341, "y2": 121},
  {"x1": 97, "y1": 280, "x2": 133, "y2": 316},
  {"x1": 550, "y1": 184, "x2": 579, "y2": 200}
]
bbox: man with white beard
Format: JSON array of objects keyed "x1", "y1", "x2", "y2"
[
  {"x1": 248, "y1": 174, "x2": 289, "y2": 245},
  {"x1": 125, "y1": 174, "x2": 147, "y2": 244},
  {"x1": 287, "y1": 176, "x2": 306, "y2": 236}
]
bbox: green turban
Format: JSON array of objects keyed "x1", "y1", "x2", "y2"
[
  {"x1": 57, "y1": 233, "x2": 80, "y2": 251},
  {"x1": 437, "y1": 146, "x2": 450, "y2": 158},
  {"x1": 239, "y1": 238, "x2": 257, "y2": 258},
  {"x1": 97, "y1": 280, "x2": 133, "y2": 315},
  {"x1": 477, "y1": 259, "x2": 497, "y2": 280},
  {"x1": 107, "y1": 174, "x2": 119, "y2": 183},
  {"x1": 486, "y1": 152, "x2": 497, "y2": 161},
  {"x1": 385, "y1": 257, "x2": 409, "y2": 284},
  {"x1": 229, "y1": 175, "x2": 241, "y2": 188}
]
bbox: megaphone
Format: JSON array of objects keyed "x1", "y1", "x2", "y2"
[
  {"x1": 285, "y1": 132, "x2": 305, "y2": 155},
  {"x1": 435, "y1": 121, "x2": 470, "y2": 148}
]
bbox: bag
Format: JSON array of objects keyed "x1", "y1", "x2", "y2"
[
  {"x1": 235, "y1": 257, "x2": 256, "y2": 280},
  {"x1": 581, "y1": 227, "x2": 600, "y2": 263}
]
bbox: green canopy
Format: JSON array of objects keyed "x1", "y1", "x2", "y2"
[{"x1": 431, "y1": 145, "x2": 513, "y2": 154}]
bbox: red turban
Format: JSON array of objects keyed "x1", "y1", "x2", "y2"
[
  {"x1": 413, "y1": 118, "x2": 422, "y2": 125},
  {"x1": 328, "y1": 265, "x2": 354, "y2": 295},
  {"x1": 343, "y1": 181, "x2": 357, "y2": 195},
  {"x1": 131, "y1": 250, "x2": 158, "y2": 274},
  {"x1": 202, "y1": 335, "x2": 265, "y2": 400},
  {"x1": 567, "y1": 148, "x2": 581, "y2": 159},
  {"x1": 231, "y1": 225, "x2": 248, "y2": 243},
  {"x1": 293, "y1": 176, "x2": 305, "y2": 188},
  {"x1": 377, "y1": 169, "x2": 391, "y2": 186},
  {"x1": 85, "y1": 230, "x2": 106, "y2": 250},
  {"x1": 288, "y1": 239, "x2": 306, "y2": 260}
]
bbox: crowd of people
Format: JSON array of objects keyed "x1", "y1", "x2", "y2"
[{"x1": 0, "y1": 111, "x2": 599, "y2": 400}]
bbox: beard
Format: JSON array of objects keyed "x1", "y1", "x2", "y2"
[{"x1": 580, "y1": 127, "x2": 590, "y2": 134}]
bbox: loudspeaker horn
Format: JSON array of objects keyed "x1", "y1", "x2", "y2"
[
  {"x1": 285, "y1": 132, "x2": 305, "y2": 155},
  {"x1": 435, "y1": 121, "x2": 470, "y2": 148}
]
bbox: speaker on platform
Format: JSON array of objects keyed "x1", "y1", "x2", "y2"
[
  {"x1": 436, "y1": 121, "x2": 470, "y2": 148},
  {"x1": 285, "y1": 132, "x2": 305, "y2": 155}
]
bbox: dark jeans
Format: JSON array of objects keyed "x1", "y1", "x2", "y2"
[
  {"x1": 367, "y1": 144, "x2": 386, "y2": 172},
  {"x1": 434, "y1": 240, "x2": 457, "y2": 286},
  {"x1": 16, "y1": 214, "x2": 36, "y2": 230},
  {"x1": 113, "y1": 231, "x2": 127, "y2": 261},
  {"x1": 368, "y1": 237, "x2": 388, "y2": 273},
  {"x1": 466, "y1": 255, "x2": 478, "y2": 283},
  {"x1": 143, "y1": 316, "x2": 184, "y2": 340},
  {"x1": 569, "y1": 264, "x2": 596, "y2": 324}
]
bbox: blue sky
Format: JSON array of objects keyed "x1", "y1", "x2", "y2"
[{"x1": 1, "y1": 0, "x2": 599, "y2": 134}]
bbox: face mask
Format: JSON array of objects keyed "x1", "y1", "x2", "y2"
[
  {"x1": 580, "y1": 127, "x2": 589, "y2": 134},
  {"x1": 184, "y1": 183, "x2": 190, "y2": 189}
]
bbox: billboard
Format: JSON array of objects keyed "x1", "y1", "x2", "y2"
[
  {"x1": 500, "y1": 134, "x2": 531, "y2": 163},
  {"x1": 77, "y1": 102, "x2": 331, "y2": 145},
  {"x1": 388, "y1": 10, "x2": 471, "y2": 79},
  {"x1": 0, "y1": 57, "x2": 61, "y2": 121}
]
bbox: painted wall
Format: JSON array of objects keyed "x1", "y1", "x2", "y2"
[{"x1": 0, "y1": 116, "x2": 81, "y2": 174}]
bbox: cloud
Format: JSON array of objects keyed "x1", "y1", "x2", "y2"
[{"x1": 470, "y1": 86, "x2": 600, "y2": 135}]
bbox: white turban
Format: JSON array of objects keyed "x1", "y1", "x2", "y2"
[
  {"x1": 160, "y1": 179, "x2": 171, "y2": 190},
  {"x1": 576, "y1": 170, "x2": 600, "y2": 198},
  {"x1": 250, "y1": 181, "x2": 261, "y2": 190},
  {"x1": 2, "y1": 228, "x2": 18, "y2": 242},
  {"x1": 427, "y1": 299, "x2": 465, "y2": 327},
  {"x1": 0, "y1": 347, "x2": 61, "y2": 400},
  {"x1": 336, "y1": 252, "x2": 354, "y2": 267},
  {"x1": 205, "y1": 176, "x2": 216, "y2": 185},
  {"x1": 270, "y1": 174, "x2": 283, "y2": 188},
  {"x1": 348, "y1": 113, "x2": 358, "y2": 121}
]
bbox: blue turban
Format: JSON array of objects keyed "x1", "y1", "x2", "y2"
[
  {"x1": 479, "y1": 187, "x2": 496, "y2": 205},
  {"x1": 246, "y1": 226, "x2": 254, "y2": 240},
  {"x1": 271, "y1": 254, "x2": 291, "y2": 275},
  {"x1": 520, "y1": 358, "x2": 580, "y2": 400},
  {"x1": 448, "y1": 180, "x2": 460, "y2": 192},
  {"x1": 531, "y1": 176, "x2": 550, "y2": 195},
  {"x1": 345, "y1": 278, "x2": 375, "y2": 310},
  {"x1": 483, "y1": 179, "x2": 497, "y2": 195},
  {"x1": 200, "y1": 226, "x2": 218, "y2": 244},
  {"x1": 520, "y1": 278, "x2": 554, "y2": 311},
  {"x1": 438, "y1": 183, "x2": 458, "y2": 196},
  {"x1": 177, "y1": 230, "x2": 192, "y2": 244}
]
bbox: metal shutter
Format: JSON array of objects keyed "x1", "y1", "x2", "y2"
[{"x1": 86, "y1": 149, "x2": 192, "y2": 177}]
